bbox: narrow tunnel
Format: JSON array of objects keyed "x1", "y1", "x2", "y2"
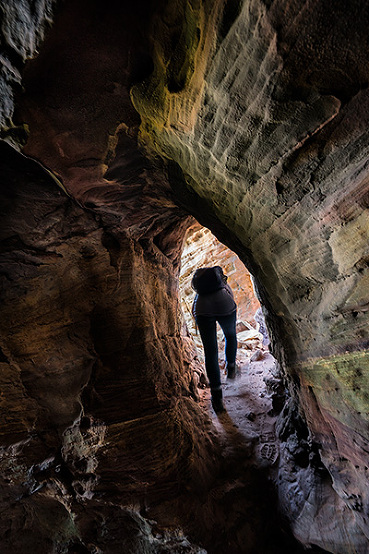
[
  {"x1": 0, "y1": 138, "x2": 334, "y2": 554},
  {"x1": 179, "y1": 223, "x2": 273, "y2": 398},
  {"x1": 1, "y1": 0, "x2": 369, "y2": 553}
]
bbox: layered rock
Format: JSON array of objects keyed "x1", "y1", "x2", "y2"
[
  {"x1": 0, "y1": 139, "x2": 218, "y2": 552},
  {"x1": 1, "y1": 0, "x2": 369, "y2": 552},
  {"x1": 131, "y1": 0, "x2": 369, "y2": 550}
]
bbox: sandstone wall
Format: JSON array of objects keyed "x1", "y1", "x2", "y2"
[
  {"x1": 1, "y1": 0, "x2": 369, "y2": 552},
  {"x1": 0, "y1": 2, "x2": 220, "y2": 550},
  {"x1": 131, "y1": 0, "x2": 369, "y2": 549},
  {"x1": 0, "y1": 140, "x2": 219, "y2": 552}
]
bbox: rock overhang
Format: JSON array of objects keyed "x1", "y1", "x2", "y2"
[{"x1": 1, "y1": 0, "x2": 369, "y2": 552}]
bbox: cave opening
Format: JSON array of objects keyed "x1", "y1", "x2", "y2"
[
  {"x1": 178, "y1": 221, "x2": 286, "y2": 441},
  {"x1": 179, "y1": 222, "x2": 271, "y2": 372}
]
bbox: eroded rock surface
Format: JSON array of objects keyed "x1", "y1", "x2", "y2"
[
  {"x1": 0, "y1": 140, "x2": 219, "y2": 552},
  {"x1": 131, "y1": 0, "x2": 369, "y2": 549},
  {"x1": 1, "y1": 0, "x2": 369, "y2": 552}
]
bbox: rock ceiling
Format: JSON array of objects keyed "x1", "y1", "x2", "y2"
[{"x1": 1, "y1": 0, "x2": 369, "y2": 552}]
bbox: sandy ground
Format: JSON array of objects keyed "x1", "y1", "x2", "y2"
[
  {"x1": 199, "y1": 350, "x2": 280, "y2": 470},
  {"x1": 151, "y1": 344, "x2": 316, "y2": 553}
]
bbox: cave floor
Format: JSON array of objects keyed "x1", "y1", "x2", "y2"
[
  {"x1": 203, "y1": 351, "x2": 280, "y2": 471},
  {"x1": 146, "y1": 346, "x2": 327, "y2": 553},
  {"x1": 187, "y1": 351, "x2": 326, "y2": 554}
]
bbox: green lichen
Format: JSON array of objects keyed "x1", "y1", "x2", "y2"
[{"x1": 300, "y1": 350, "x2": 369, "y2": 430}]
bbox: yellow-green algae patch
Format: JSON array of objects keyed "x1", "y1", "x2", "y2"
[
  {"x1": 299, "y1": 350, "x2": 369, "y2": 432},
  {"x1": 131, "y1": 0, "x2": 223, "y2": 153}
]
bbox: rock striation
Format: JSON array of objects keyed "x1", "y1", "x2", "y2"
[
  {"x1": 131, "y1": 0, "x2": 369, "y2": 549},
  {"x1": 0, "y1": 138, "x2": 219, "y2": 552},
  {"x1": 1, "y1": 0, "x2": 369, "y2": 552}
]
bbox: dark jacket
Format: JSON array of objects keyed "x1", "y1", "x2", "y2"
[{"x1": 192, "y1": 283, "x2": 237, "y2": 318}]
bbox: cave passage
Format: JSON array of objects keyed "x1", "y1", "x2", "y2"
[
  {"x1": 2, "y1": 0, "x2": 369, "y2": 551},
  {"x1": 179, "y1": 223, "x2": 270, "y2": 372},
  {"x1": 176, "y1": 224, "x2": 320, "y2": 552},
  {"x1": 178, "y1": 223, "x2": 285, "y2": 460}
]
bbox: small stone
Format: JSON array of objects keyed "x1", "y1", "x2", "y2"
[
  {"x1": 246, "y1": 411, "x2": 256, "y2": 421},
  {"x1": 251, "y1": 349, "x2": 264, "y2": 362}
]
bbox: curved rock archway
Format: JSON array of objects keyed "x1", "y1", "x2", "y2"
[{"x1": 1, "y1": 0, "x2": 369, "y2": 552}]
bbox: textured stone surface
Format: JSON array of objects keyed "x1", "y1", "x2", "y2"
[
  {"x1": 131, "y1": 1, "x2": 369, "y2": 550},
  {"x1": 1, "y1": 0, "x2": 369, "y2": 552},
  {"x1": 0, "y1": 0, "x2": 58, "y2": 137},
  {"x1": 0, "y1": 140, "x2": 218, "y2": 552},
  {"x1": 0, "y1": 141, "x2": 311, "y2": 553}
]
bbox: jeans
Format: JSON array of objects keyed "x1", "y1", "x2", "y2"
[{"x1": 196, "y1": 311, "x2": 237, "y2": 390}]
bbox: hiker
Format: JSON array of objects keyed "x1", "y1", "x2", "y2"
[{"x1": 191, "y1": 266, "x2": 237, "y2": 414}]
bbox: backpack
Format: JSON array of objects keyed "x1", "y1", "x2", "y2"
[{"x1": 191, "y1": 266, "x2": 226, "y2": 295}]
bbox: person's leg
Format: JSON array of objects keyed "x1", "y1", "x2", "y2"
[
  {"x1": 196, "y1": 315, "x2": 224, "y2": 413},
  {"x1": 217, "y1": 311, "x2": 237, "y2": 378},
  {"x1": 196, "y1": 315, "x2": 221, "y2": 389}
]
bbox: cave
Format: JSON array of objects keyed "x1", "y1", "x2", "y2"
[
  {"x1": 179, "y1": 222, "x2": 265, "y2": 360},
  {"x1": 1, "y1": 0, "x2": 369, "y2": 553}
]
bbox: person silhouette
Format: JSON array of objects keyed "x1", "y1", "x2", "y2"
[{"x1": 191, "y1": 266, "x2": 237, "y2": 414}]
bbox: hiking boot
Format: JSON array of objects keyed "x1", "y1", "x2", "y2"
[
  {"x1": 211, "y1": 388, "x2": 225, "y2": 414},
  {"x1": 226, "y1": 363, "x2": 236, "y2": 379}
]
